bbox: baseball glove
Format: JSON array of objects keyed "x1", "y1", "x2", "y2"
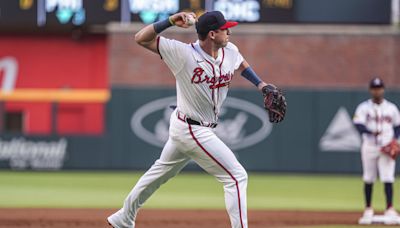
[
  {"x1": 262, "y1": 84, "x2": 287, "y2": 123},
  {"x1": 381, "y1": 139, "x2": 400, "y2": 160}
]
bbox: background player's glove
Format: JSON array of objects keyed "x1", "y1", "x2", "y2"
[
  {"x1": 381, "y1": 139, "x2": 400, "y2": 160},
  {"x1": 262, "y1": 84, "x2": 287, "y2": 123}
]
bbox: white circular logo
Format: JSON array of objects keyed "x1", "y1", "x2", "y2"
[{"x1": 131, "y1": 96, "x2": 272, "y2": 150}]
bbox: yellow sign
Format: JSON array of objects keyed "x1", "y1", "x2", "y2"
[
  {"x1": 104, "y1": 0, "x2": 118, "y2": 11},
  {"x1": 19, "y1": 0, "x2": 33, "y2": 10}
]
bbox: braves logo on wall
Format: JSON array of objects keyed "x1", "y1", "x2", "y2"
[{"x1": 131, "y1": 96, "x2": 272, "y2": 150}]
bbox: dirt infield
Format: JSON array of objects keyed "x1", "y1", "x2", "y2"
[{"x1": 0, "y1": 208, "x2": 361, "y2": 228}]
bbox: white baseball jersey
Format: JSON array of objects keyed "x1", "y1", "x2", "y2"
[
  {"x1": 157, "y1": 36, "x2": 244, "y2": 123},
  {"x1": 353, "y1": 99, "x2": 400, "y2": 147}
]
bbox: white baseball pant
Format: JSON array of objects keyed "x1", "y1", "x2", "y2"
[
  {"x1": 361, "y1": 143, "x2": 396, "y2": 183},
  {"x1": 108, "y1": 109, "x2": 248, "y2": 228}
]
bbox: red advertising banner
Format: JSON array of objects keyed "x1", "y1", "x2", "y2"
[
  {"x1": 0, "y1": 35, "x2": 109, "y2": 135},
  {"x1": 0, "y1": 35, "x2": 107, "y2": 89}
]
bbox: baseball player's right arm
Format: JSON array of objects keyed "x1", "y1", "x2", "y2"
[
  {"x1": 135, "y1": 12, "x2": 196, "y2": 53},
  {"x1": 353, "y1": 104, "x2": 379, "y2": 136}
]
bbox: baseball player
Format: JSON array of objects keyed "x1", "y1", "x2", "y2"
[
  {"x1": 107, "y1": 11, "x2": 286, "y2": 228},
  {"x1": 354, "y1": 78, "x2": 400, "y2": 224}
]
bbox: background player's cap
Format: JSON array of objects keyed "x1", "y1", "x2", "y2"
[
  {"x1": 369, "y1": 77, "x2": 385, "y2": 88},
  {"x1": 195, "y1": 11, "x2": 238, "y2": 34}
]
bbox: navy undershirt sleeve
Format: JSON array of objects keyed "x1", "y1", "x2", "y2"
[
  {"x1": 240, "y1": 67, "x2": 262, "y2": 87},
  {"x1": 394, "y1": 125, "x2": 400, "y2": 139},
  {"x1": 354, "y1": 124, "x2": 372, "y2": 135},
  {"x1": 153, "y1": 18, "x2": 173, "y2": 34}
]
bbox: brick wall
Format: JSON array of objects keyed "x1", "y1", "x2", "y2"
[{"x1": 109, "y1": 25, "x2": 400, "y2": 89}]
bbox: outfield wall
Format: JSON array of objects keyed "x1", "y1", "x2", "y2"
[{"x1": 1, "y1": 88, "x2": 400, "y2": 173}]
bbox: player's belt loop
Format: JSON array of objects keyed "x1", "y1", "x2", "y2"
[{"x1": 176, "y1": 110, "x2": 187, "y2": 122}]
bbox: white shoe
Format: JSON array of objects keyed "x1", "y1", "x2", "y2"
[
  {"x1": 107, "y1": 209, "x2": 135, "y2": 228},
  {"x1": 384, "y1": 207, "x2": 400, "y2": 225},
  {"x1": 358, "y1": 208, "x2": 374, "y2": 225}
]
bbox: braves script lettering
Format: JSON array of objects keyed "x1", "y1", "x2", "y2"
[
  {"x1": 366, "y1": 114, "x2": 393, "y2": 123},
  {"x1": 191, "y1": 67, "x2": 233, "y2": 89}
]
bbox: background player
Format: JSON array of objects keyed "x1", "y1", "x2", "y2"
[
  {"x1": 353, "y1": 78, "x2": 400, "y2": 224},
  {"x1": 107, "y1": 11, "x2": 286, "y2": 228}
]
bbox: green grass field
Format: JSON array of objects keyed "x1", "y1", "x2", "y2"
[{"x1": 0, "y1": 170, "x2": 396, "y2": 212}]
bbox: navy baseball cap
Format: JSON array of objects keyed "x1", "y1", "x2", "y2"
[
  {"x1": 195, "y1": 11, "x2": 238, "y2": 34},
  {"x1": 369, "y1": 77, "x2": 385, "y2": 88}
]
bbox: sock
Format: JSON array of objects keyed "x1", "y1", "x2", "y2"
[
  {"x1": 384, "y1": 182, "x2": 393, "y2": 209},
  {"x1": 364, "y1": 183, "x2": 373, "y2": 208}
]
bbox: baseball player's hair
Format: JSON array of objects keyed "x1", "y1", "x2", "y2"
[{"x1": 197, "y1": 32, "x2": 208, "y2": 41}]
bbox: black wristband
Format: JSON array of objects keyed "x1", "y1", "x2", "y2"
[{"x1": 153, "y1": 18, "x2": 173, "y2": 34}]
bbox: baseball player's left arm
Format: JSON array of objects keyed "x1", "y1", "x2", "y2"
[
  {"x1": 394, "y1": 126, "x2": 400, "y2": 139},
  {"x1": 393, "y1": 106, "x2": 400, "y2": 139},
  {"x1": 238, "y1": 60, "x2": 287, "y2": 123}
]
